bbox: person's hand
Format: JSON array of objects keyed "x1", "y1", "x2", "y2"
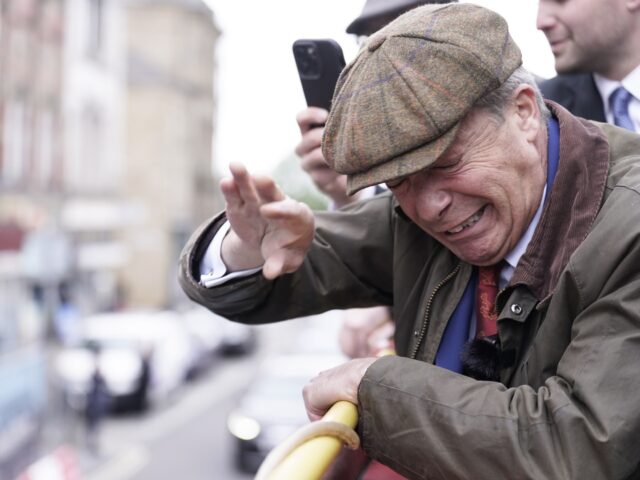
[
  {"x1": 367, "y1": 320, "x2": 395, "y2": 355},
  {"x1": 220, "y1": 162, "x2": 315, "y2": 279},
  {"x1": 295, "y1": 107, "x2": 352, "y2": 208},
  {"x1": 339, "y1": 307, "x2": 394, "y2": 358},
  {"x1": 302, "y1": 357, "x2": 377, "y2": 421}
]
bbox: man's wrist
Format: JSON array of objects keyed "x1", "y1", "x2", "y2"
[{"x1": 220, "y1": 230, "x2": 264, "y2": 272}]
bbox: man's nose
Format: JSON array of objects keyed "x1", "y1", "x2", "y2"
[
  {"x1": 536, "y1": 2, "x2": 555, "y2": 32},
  {"x1": 413, "y1": 179, "x2": 452, "y2": 223}
]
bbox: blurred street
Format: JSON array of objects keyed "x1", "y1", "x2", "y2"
[
  {"x1": 38, "y1": 318, "x2": 320, "y2": 480},
  {"x1": 87, "y1": 348, "x2": 258, "y2": 480}
]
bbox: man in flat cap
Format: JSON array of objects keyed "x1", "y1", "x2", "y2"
[{"x1": 180, "y1": 4, "x2": 640, "y2": 479}]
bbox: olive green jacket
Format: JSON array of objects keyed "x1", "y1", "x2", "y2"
[{"x1": 179, "y1": 104, "x2": 640, "y2": 479}]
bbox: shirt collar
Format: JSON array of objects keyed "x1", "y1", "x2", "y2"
[
  {"x1": 503, "y1": 184, "x2": 547, "y2": 274},
  {"x1": 501, "y1": 114, "x2": 559, "y2": 284},
  {"x1": 593, "y1": 64, "x2": 640, "y2": 121}
]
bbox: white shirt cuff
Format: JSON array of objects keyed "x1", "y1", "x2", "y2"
[{"x1": 199, "y1": 221, "x2": 262, "y2": 288}]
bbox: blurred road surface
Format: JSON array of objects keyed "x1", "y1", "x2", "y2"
[{"x1": 82, "y1": 319, "x2": 309, "y2": 480}]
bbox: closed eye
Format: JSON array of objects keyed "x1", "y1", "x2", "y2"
[
  {"x1": 431, "y1": 158, "x2": 461, "y2": 171},
  {"x1": 385, "y1": 177, "x2": 407, "y2": 189}
]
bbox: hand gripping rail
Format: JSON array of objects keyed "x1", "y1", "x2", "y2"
[{"x1": 254, "y1": 400, "x2": 359, "y2": 480}]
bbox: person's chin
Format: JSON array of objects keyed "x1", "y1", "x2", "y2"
[
  {"x1": 447, "y1": 233, "x2": 505, "y2": 266},
  {"x1": 553, "y1": 52, "x2": 585, "y2": 75}
]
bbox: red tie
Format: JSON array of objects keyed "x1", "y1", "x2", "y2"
[{"x1": 475, "y1": 264, "x2": 501, "y2": 337}]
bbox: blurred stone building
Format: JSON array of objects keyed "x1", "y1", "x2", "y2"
[
  {"x1": 0, "y1": 0, "x2": 219, "y2": 474},
  {"x1": 123, "y1": 0, "x2": 220, "y2": 307},
  {"x1": 0, "y1": 0, "x2": 220, "y2": 315}
]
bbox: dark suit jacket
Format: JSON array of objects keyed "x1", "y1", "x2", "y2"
[{"x1": 539, "y1": 73, "x2": 606, "y2": 122}]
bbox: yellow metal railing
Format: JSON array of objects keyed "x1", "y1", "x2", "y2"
[
  {"x1": 255, "y1": 400, "x2": 359, "y2": 480},
  {"x1": 256, "y1": 348, "x2": 396, "y2": 479}
]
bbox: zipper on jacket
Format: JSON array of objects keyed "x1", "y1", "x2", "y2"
[{"x1": 409, "y1": 262, "x2": 462, "y2": 360}]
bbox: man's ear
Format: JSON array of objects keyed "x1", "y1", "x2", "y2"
[{"x1": 511, "y1": 84, "x2": 540, "y2": 141}]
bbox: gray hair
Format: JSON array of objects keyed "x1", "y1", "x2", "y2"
[{"x1": 474, "y1": 66, "x2": 550, "y2": 123}]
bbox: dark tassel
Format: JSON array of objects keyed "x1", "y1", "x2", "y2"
[{"x1": 460, "y1": 336, "x2": 501, "y2": 382}]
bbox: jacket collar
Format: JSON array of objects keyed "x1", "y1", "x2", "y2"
[{"x1": 508, "y1": 101, "x2": 610, "y2": 301}]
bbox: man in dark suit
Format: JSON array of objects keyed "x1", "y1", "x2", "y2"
[{"x1": 537, "y1": 0, "x2": 640, "y2": 131}]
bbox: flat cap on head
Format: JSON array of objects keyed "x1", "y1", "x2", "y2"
[{"x1": 323, "y1": 3, "x2": 522, "y2": 195}]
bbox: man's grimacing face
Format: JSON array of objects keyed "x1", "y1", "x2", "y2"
[{"x1": 386, "y1": 91, "x2": 547, "y2": 266}]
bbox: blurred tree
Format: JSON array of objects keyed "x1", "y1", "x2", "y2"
[{"x1": 271, "y1": 154, "x2": 329, "y2": 211}]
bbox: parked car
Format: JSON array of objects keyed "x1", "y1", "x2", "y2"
[
  {"x1": 218, "y1": 319, "x2": 257, "y2": 355},
  {"x1": 227, "y1": 353, "x2": 346, "y2": 473},
  {"x1": 181, "y1": 306, "x2": 257, "y2": 356},
  {"x1": 54, "y1": 310, "x2": 198, "y2": 411},
  {"x1": 55, "y1": 340, "x2": 148, "y2": 411},
  {"x1": 180, "y1": 308, "x2": 225, "y2": 377}
]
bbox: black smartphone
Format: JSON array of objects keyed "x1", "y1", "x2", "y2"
[{"x1": 292, "y1": 39, "x2": 346, "y2": 111}]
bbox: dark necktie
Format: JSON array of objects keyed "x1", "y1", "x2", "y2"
[
  {"x1": 609, "y1": 86, "x2": 635, "y2": 131},
  {"x1": 475, "y1": 264, "x2": 501, "y2": 337}
]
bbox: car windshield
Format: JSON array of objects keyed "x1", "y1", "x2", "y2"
[{"x1": 251, "y1": 376, "x2": 307, "y2": 399}]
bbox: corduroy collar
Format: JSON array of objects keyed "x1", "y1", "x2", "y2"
[{"x1": 508, "y1": 101, "x2": 610, "y2": 302}]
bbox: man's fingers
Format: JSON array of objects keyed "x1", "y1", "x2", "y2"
[
  {"x1": 259, "y1": 200, "x2": 314, "y2": 279},
  {"x1": 302, "y1": 377, "x2": 332, "y2": 422},
  {"x1": 295, "y1": 127, "x2": 324, "y2": 158},
  {"x1": 228, "y1": 162, "x2": 260, "y2": 205},
  {"x1": 254, "y1": 175, "x2": 286, "y2": 204},
  {"x1": 301, "y1": 358, "x2": 377, "y2": 421},
  {"x1": 300, "y1": 146, "x2": 330, "y2": 173},
  {"x1": 219, "y1": 177, "x2": 243, "y2": 209},
  {"x1": 296, "y1": 107, "x2": 329, "y2": 134},
  {"x1": 260, "y1": 199, "x2": 299, "y2": 220},
  {"x1": 260, "y1": 202, "x2": 313, "y2": 248}
]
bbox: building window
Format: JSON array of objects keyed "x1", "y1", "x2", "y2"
[
  {"x1": 33, "y1": 109, "x2": 55, "y2": 188},
  {"x1": 1, "y1": 100, "x2": 31, "y2": 187},
  {"x1": 86, "y1": 0, "x2": 103, "y2": 59},
  {"x1": 69, "y1": 104, "x2": 109, "y2": 192}
]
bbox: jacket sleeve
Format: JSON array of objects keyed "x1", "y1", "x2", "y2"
[
  {"x1": 178, "y1": 194, "x2": 397, "y2": 323},
  {"x1": 357, "y1": 184, "x2": 640, "y2": 480}
]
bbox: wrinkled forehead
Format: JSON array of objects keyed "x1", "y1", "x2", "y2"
[{"x1": 395, "y1": 107, "x2": 510, "y2": 180}]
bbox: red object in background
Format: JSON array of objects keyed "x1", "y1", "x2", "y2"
[
  {"x1": 16, "y1": 445, "x2": 82, "y2": 480},
  {"x1": 363, "y1": 460, "x2": 408, "y2": 479},
  {"x1": 0, "y1": 222, "x2": 25, "y2": 251}
]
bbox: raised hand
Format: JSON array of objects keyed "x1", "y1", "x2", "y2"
[{"x1": 220, "y1": 162, "x2": 315, "y2": 280}]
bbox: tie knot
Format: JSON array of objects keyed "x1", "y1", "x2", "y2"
[
  {"x1": 478, "y1": 264, "x2": 501, "y2": 288},
  {"x1": 609, "y1": 86, "x2": 635, "y2": 131}
]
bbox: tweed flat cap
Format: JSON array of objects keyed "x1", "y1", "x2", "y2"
[{"x1": 324, "y1": 3, "x2": 522, "y2": 194}]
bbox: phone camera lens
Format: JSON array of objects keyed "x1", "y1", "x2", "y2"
[{"x1": 294, "y1": 42, "x2": 321, "y2": 78}]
